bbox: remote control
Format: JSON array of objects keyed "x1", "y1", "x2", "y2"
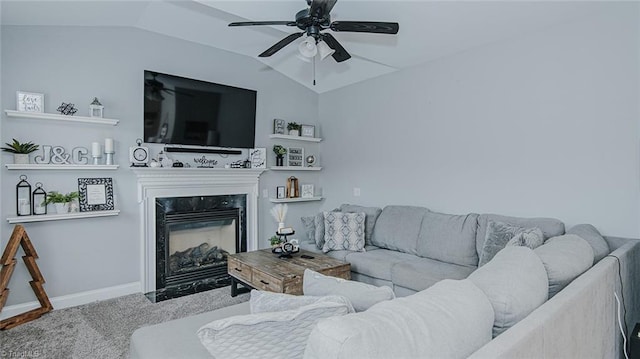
[{"x1": 301, "y1": 254, "x2": 315, "y2": 259}]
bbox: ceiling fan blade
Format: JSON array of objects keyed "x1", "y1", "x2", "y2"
[
  {"x1": 259, "y1": 32, "x2": 304, "y2": 57},
  {"x1": 229, "y1": 21, "x2": 296, "y2": 27},
  {"x1": 330, "y1": 21, "x2": 399, "y2": 34},
  {"x1": 309, "y1": 0, "x2": 337, "y2": 18},
  {"x1": 321, "y1": 33, "x2": 351, "y2": 63}
]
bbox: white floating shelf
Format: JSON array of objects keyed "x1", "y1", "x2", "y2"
[
  {"x1": 268, "y1": 197, "x2": 323, "y2": 203},
  {"x1": 269, "y1": 134, "x2": 322, "y2": 142},
  {"x1": 5, "y1": 110, "x2": 119, "y2": 126},
  {"x1": 5, "y1": 164, "x2": 119, "y2": 170},
  {"x1": 7, "y1": 210, "x2": 120, "y2": 224},
  {"x1": 269, "y1": 166, "x2": 321, "y2": 171}
]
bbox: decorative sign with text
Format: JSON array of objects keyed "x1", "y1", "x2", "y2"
[{"x1": 17, "y1": 91, "x2": 44, "y2": 113}]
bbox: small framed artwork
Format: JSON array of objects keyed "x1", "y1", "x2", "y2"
[
  {"x1": 17, "y1": 91, "x2": 44, "y2": 113},
  {"x1": 301, "y1": 125, "x2": 315, "y2": 138},
  {"x1": 273, "y1": 119, "x2": 286, "y2": 135},
  {"x1": 78, "y1": 177, "x2": 114, "y2": 211},
  {"x1": 276, "y1": 186, "x2": 286, "y2": 199},
  {"x1": 250, "y1": 148, "x2": 266, "y2": 168},
  {"x1": 301, "y1": 184, "x2": 315, "y2": 198},
  {"x1": 287, "y1": 147, "x2": 304, "y2": 167}
]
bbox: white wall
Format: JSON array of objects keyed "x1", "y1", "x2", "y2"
[
  {"x1": 318, "y1": 6, "x2": 640, "y2": 238},
  {"x1": 0, "y1": 25, "x2": 319, "y2": 307}
]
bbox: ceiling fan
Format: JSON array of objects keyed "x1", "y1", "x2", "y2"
[{"x1": 228, "y1": 0, "x2": 399, "y2": 63}]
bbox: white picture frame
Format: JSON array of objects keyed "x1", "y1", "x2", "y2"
[
  {"x1": 273, "y1": 119, "x2": 286, "y2": 134},
  {"x1": 287, "y1": 147, "x2": 304, "y2": 167},
  {"x1": 250, "y1": 148, "x2": 266, "y2": 168},
  {"x1": 301, "y1": 184, "x2": 314, "y2": 198},
  {"x1": 17, "y1": 91, "x2": 44, "y2": 113},
  {"x1": 301, "y1": 125, "x2": 315, "y2": 138}
]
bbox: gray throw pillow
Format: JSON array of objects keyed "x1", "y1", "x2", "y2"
[
  {"x1": 322, "y1": 212, "x2": 366, "y2": 253},
  {"x1": 313, "y1": 212, "x2": 326, "y2": 250},
  {"x1": 479, "y1": 220, "x2": 543, "y2": 266},
  {"x1": 339, "y1": 204, "x2": 382, "y2": 245},
  {"x1": 300, "y1": 216, "x2": 316, "y2": 244}
]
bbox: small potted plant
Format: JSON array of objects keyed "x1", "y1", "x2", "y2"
[
  {"x1": 1, "y1": 139, "x2": 39, "y2": 164},
  {"x1": 287, "y1": 122, "x2": 301, "y2": 136},
  {"x1": 273, "y1": 145, "x2": 287, "y2": 166},
  {"x1": 45, "y1": 191, "x2": 79, "y2": 214},
  {"x1": 269, "y1": 235, "x2": 282, "y2": 248}
]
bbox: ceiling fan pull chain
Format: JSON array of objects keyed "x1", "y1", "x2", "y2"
[{"x1": 313, "y1": 55, "x2": 317, "y2": 86}]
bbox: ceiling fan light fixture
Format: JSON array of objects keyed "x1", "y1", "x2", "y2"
[
  {"x1": 298, "y1": 36, "x2": 318, "y2": 58},
  {"x1": 316, "y1": 40, "x2": 335, "y2": 60}
]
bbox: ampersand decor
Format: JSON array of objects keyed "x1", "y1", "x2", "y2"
[{"x1": 50, "y1": 146, "x2": 71, "y2": 164}]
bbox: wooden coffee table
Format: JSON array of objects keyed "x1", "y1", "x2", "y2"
[{"x1": 227, "y1": 249, "x2": 351, "y2": 296}]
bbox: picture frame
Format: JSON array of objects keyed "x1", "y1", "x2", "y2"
[
  {"x1": 273, "y1": 119, "x2": 286, "y2": 135},
  {"x1": 17, "y1": 91, "x2": 44, "y2": 113},
  {"x1": 276, "y1": 186, "x2": 286, "y2": 199},
  {"x1": 250, "y1": 148, "x2": 266, "y2": 169},
  {"x1": 78, "y1": 177, "x2": 114, "y2": 212},
  {"x1": 287, "y1": 147, "x2": 304, "y2": 167},
  {"x1": 301, "y1": 125, "x2": 315, "y2": 138},
  {"x1": 301, "y1": 184, "x2": 315, "y2": 198}
]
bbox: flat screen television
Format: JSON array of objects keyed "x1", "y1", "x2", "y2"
[{"x1": 143, "y1": 70, "x2": 256, "y2": 149}]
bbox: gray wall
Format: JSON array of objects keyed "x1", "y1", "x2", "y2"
[
  {"x1": 318, "y1": 6, "x2": 640, "y2": 238},
  {"x1": 0, "y1": 25, "x2": 319, "y2": 306}
]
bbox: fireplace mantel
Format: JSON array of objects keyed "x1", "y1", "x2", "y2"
[{"x1": 132, "y1": 167, "x2": 266, "y2": 292}]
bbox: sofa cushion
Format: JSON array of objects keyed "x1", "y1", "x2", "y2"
[
  {"x1": 298, "y1": 241, "x2": 380, "y2": 262},
  {"x1": 566, "y1": 224, "x2": 609, "y2": 263},
  {"x1": 304, "y1": 279, "x2": 495, "y2": 359},
  {"x1": 345, "y1": 249, "x2": 419, "y2": 281},
  {"x1": 534, "y1": 234, "x2": 594, "y2": 298},
  {"x1": 323, "y1": 212, "x2": 366, "y2": 253},
  {"x1": 197, "y1": 300, "x2": 351, "y2": 359},
  {"x1": 339, "y1": 204, "x2": 383, "y2": 245},
  {"x1": 478, "y1": 220, "x2": 544, "y2": 266},
  {"x1": 391, "y1": 257, "x2": 476, "y2": 292},
  {"x1": 468, "y1": 246, "x2": 548, "y2": 337},
  {"x1": 416, "y1": 211, "x2": 479, "y2": 267},
  {"x1": 369, "y1": 205, "x2": 429, "y2": 254},
  {"x1": 303, "y1": 269, "x2": 395, "y2": 312},
  {"x1": 476, "y1": 213, "x2": 565, "y2": 258},
  {"x1": 249, "y1": 290, "x2": 354, "y2": 314}
]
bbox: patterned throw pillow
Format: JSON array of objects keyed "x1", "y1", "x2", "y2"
[
  {"x1": 322, "y1": 212, "x2": 366, "y2": 253},
  {"x1": 478, "y1": 220, "x2": 543, "y2": 266}
]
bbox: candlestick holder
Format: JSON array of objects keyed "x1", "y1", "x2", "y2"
[
  {"x1": 105, "y1": 153, "x2": 114, "y2": 165},
  {"x1": 92, "y1": 155, "x2": 102, "y2": 165}
]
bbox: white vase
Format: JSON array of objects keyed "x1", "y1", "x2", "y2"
[
  {"x1": 13, "y1": 154, "x2": 29, "y2": 164},
  {"x1": 54, "y1": 203, "x2": 69, "y2": 214},
  {"x1": 288, "y1": 130, "x2": 300, "y2": 136}
]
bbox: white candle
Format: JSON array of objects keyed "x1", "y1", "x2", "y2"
[
  {"x1": 91, "y1": 142, "x2": 101, "y2": 157},
  {"x1": 104, "y1": 138, "x2": 114, "y2": 153}
]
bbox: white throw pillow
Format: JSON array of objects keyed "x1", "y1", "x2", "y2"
[
  {"x1": 197, "y1": 301, "x2": 351, "y2": 359},
  {"x1": 249, "y1": 290, "x2": 354, "y2": 314},
  {"x1": 304, "y1": 279, "x2": 495, "y2": 359},
  {"x1": 322, "y1": 212, "x2": 366, "y2": 253},
  {"x1": 468, "y1": 246, "x2": 548, "y2": 337},
  {"x1": 303, "y1": 269, "x2": 395, "y2": 312}
]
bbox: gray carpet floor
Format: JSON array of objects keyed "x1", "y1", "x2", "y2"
[{"x1": 0, "y1": 287, "x2": 249, "y2": 359}]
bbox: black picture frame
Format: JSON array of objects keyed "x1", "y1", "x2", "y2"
[
  {"x1": 273, "y1": 119, "x2": 285, "y2": 135},
  {"x1": 276, "y1": 186, "x2": 286, "y2": 199},
  {"x1": 78, "y1": 177, "x2": 114, "y2": 212}
]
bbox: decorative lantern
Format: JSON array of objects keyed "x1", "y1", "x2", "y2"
[
  {"x1": 89, "y1": 97, "x2": 104, "y2": 118},
  {"x1": 16, "y1": 175, "x2": 32, "y2": 216},
  {"x1": 32, "y1": 182, "x2": 47, "y2": 215}
]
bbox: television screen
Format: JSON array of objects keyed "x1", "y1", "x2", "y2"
[{"x1": 144, "y1": 71, "x2": 256, "y2": 149}]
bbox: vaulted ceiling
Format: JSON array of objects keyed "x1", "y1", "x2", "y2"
[{"x1": 1, "y1": 1, "x2": 612, "y2": 93}]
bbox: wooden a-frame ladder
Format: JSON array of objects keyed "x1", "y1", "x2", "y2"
[{"x1": 0, "y1": 224, "x2": 52, "y2": 330}]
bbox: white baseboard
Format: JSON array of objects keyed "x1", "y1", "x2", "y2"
[{"x1": 0, "y1": 282, "x2": 141, "y2": 320}]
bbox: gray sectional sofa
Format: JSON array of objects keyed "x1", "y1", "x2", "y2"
[
  {"x1": 130, "y1": 204, "x2": 640, "y2": 358},
  {"x1": 300, "y1": 204, "x2": 567, "y2": 296}
]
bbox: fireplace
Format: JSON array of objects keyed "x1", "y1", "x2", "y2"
[
  {"x1": 149, "y1": 195, "x2": 247, "y2": 301},
  {"x1": 133, "y1": 167, "x2": 265, "y2": 300}
]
